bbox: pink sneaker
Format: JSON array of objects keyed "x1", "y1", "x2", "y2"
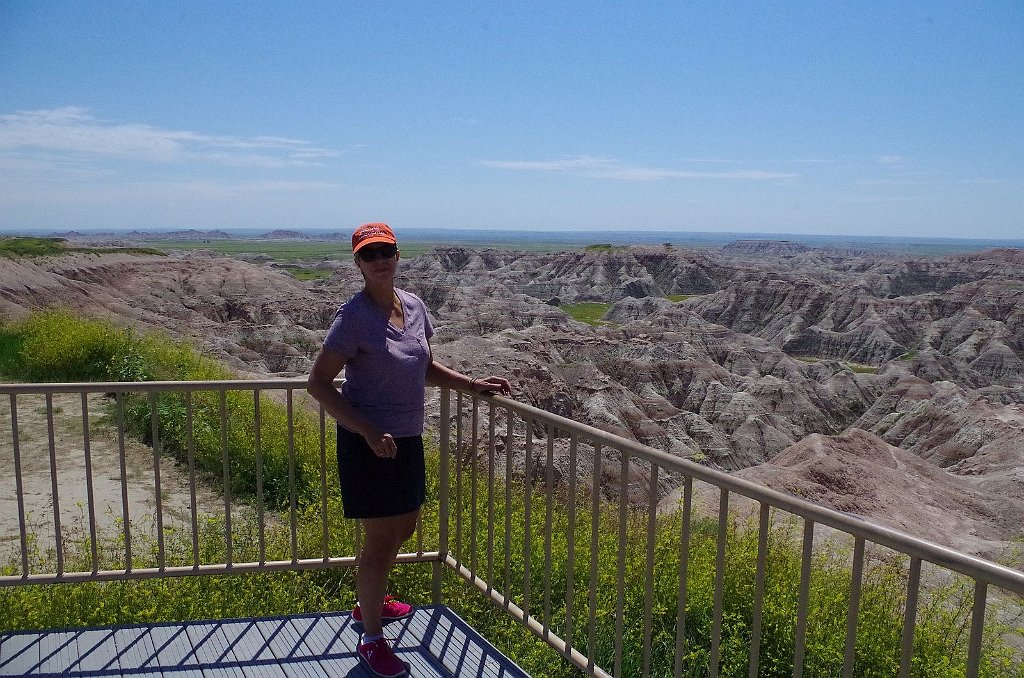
[
  {"x1": 353, "y1": 595, "x2": 414, "y2": 623},
  {"x1": 357, "y1": 637, "x2": 407, "y2": 678}
]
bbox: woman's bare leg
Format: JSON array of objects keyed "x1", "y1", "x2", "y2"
[{"x1": 357, "y1": 509, "x2": 420, "y2": 637}]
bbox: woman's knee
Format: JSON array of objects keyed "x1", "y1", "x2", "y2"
[{"x1": 362, "y1": 511, "x2": 418, "y2": 549}]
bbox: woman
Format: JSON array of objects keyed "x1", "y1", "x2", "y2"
[{"x1": 307, "y1": 222, "x2": 511, "y2": 678}]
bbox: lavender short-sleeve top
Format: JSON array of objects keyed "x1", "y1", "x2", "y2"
[{"x1": 323, "y1": 288, "x2": 434, "y2": 437}]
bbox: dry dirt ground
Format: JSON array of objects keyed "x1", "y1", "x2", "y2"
[{"x1": 0, "y1": 392, "x2": 224, "y2": 563}]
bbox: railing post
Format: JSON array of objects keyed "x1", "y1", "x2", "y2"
[
  {"x1": 965, "y1": 581, "x2": 988, "y2": 678},
  {"x1": 898, "y1": 557, "x2": 922, "y2": 678},
  {"x1": 434, "y1": 386, "x2": 451, "y2": 605},
  {"x1": 748, "y1": 503, "x2": 770, "y2": 678},
  {"x1": 148, "y1": 392, "x2": 165, "y2": 571},
  {"x1": 709, "y1": 489, "x2": 730, "y2": 677},
  {"x1": 842, "y1": 537, "x2": 866, "y2": 678},
  {"x1": 10, "y1": 394, "x2": 30, "y2": 580},
  {"x1": 793, "y1": 519, "x2": 816, "y2": 678}
]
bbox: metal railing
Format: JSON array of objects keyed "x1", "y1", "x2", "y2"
[
  {"x1": 1, "y1": 379, "x2": 1022, "y2": 677},
  {"x1": 439, "y1": 389, "x2": 1024, "y2": 678},
  {"x1": 0, "y1": 379, "x2": 441, "y2": 586}
]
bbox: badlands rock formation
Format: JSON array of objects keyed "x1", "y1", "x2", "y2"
[{"x1": 0, "y1": 241, "x2": 1022, "y2": 559}]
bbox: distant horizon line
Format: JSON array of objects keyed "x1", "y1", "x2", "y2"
[{"x1": 2, "y1": 225, "x2": 1023, "y2": 247}]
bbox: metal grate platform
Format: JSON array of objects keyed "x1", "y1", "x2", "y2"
[{"x1": 0, "y1": 605, "x2": 530, "y2": 677}]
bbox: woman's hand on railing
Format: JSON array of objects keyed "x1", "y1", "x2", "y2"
[{"x1": 469, "y1": 375, "x2": 512, "y2": 397}]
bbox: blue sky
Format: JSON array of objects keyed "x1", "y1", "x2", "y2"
[{"x1": 1, "y1": 2, "x2": 1021, "y2": 238}]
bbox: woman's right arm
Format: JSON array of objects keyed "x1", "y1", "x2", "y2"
[{"x1": 306, "y1": 348, "x2": 399, "y2": 459}]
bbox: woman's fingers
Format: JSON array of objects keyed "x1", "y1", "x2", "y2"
[
  {"x1": 365, "y1": 431, "x2": 398, "y2": 458},
  {"x1": 477, "y1": 375, "x2": 512, "y2": 396}
]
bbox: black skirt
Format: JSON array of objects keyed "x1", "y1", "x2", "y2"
[{"x1": 336, "y1": 425, "x2": 426, "y2": 519}]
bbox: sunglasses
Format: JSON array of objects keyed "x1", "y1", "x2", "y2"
[{"x1": 356, "y1": 244, "x2": 398, "y2": 262}]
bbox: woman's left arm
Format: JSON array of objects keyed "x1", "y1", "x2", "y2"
[{"x1": 425, "y1": 341, "x2": 512, "y2": 396}]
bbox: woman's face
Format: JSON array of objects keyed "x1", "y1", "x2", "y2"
[{"x1": 354, "y1": 243, "x2": 400, "y2": 284}]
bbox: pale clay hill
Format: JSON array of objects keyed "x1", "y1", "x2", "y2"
[{"x1": 0, "y1": 243, "x2": 1021, "y2": 563}]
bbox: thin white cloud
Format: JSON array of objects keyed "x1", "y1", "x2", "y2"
[
  {"x1": 844, "y1": 195, "x2": 932, "y2": 203},
  {"x1": 855, "y1": 177, "x2": 1011, "y2": 187},
  {"x1": 853, "y1": 179, "x2": 932, "y2": 186},
  {"x1": 477, "y1": 155, "x2": 795, "y2": 181},
  {"x1": 876, "y1": 155, "x2": 909, "y2": 165},
  {"x1": 955, "y1": 178, "x2": 1012, "y2": 185},
  {"x1": 0, "y1": 107, "x2": 338, "y2": 167},
  {"x1": 179, "y1": 179, "x2": 343, "y2": 196}
]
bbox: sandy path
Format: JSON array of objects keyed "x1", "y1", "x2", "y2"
[{"x1": 0, "y1": 392, "x2": 224, "y2": 562}]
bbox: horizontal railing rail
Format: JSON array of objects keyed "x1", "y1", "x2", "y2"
[
  {"x1": 0, "y1": 377, "x2": 323, "y2": 394},
  {"x1": 1, "y1": 379, "x2": 1022, "y2": 678}
]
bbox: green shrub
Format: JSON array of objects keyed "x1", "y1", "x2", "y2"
[
  {"x1": 12, "y1": 310, "x2": 137, "y2": 382},
  {"x1": 0, "y1": 237, "x2": 68, "y2": 257},
  {"x1": 0, "y1": 327, "x2": 24, "y2": 376},
  {"x1": 0, "y1": 308, "x2": 214, "y2": 382}
]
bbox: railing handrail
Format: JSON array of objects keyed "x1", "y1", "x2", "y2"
[
  {"x1": 484, "y1": 392, "x2": 1024, "y2": 594},
  {"x1": 0, "y1": 378, "x2": 328, "y2": 394}
]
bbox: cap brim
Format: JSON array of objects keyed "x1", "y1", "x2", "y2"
[{"x1": 352, "y1": 236, "x2": 397, "y2": 253}]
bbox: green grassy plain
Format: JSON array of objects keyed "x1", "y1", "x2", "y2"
[
  {"x1": 140, "y1": 239, "x2": 433, "y2": 261},
  {"x1": 139, "y1": 236, "x2": 602, "y2": 263}
]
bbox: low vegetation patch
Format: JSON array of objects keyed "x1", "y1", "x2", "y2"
[
  {"x1": 287, "y1": 267, "x2": 334, "y2": 281},
  {"x1": 0, "y1": 236, "x2": 163, "y2": 258},
  {"x1": 0, "y1": 236, "x2": 67, "y2": 257},
  {"x1": 666, "y1": 293, "x2": 693, "y2": 302},
  {"x1": 790, "y1": 355, "x2": 879, "y2": 374},
  {"x1": 561, "y1": 301, "x2": 612, "y2": 325}
]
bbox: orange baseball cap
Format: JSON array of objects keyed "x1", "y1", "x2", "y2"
[{"x1": 351, "y1": 222, "x2": 397, "y2": 253}]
